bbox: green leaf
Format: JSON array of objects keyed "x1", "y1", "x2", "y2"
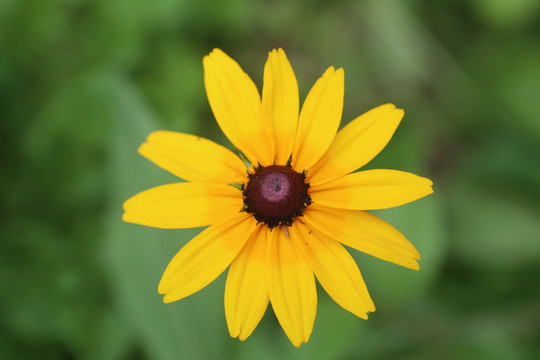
[
  {"x1": 103, "y1": 78, "x2": 228, "y2": 360},
  {"x1": 449, "y1": 181, "x2": 540, "y2": 270}
]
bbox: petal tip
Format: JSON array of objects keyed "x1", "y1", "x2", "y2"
[
  {"x1": 228, "y1": 326, "x2": 241, "y2": 339},
  {"x1": 425, "y1": 180, "x2": 435, "y2": 195},
  {"x1": 209, "y1": 48, "x2": 224, "y2": 56},
  {"x1": 136, "y1": 142, "x2": 148, "y2": 157},
  {"x1": 122, "y1": 193, "x2": 143, "y2": 212},
  {"x1": 394, "y1": 107, "x2": 405, "y2": 118},
  {"x1": 322, "y1": 66, "x2": 336, "y2": 77},
  {"x1": 162, "y1": 292, "x2": 180, "y2": 303},
  {"x1": 415, "y1": 251, "x2": 422, "y2": 261},
  {"x1": 145, "y1": 130, "x2": 166, "y2": 141},
  {"x1": 418, "y1": 176, "x2": 435, "y2": 196},
  {"x1": 237, "y1": 333, "x2": 249, "y2": 341},
  {"x1": 157, "y1": 279, "x2": 168, "y2": 294},
  {"x1": 356, "y1": 311, "x2": 369, "y2": 320},
  {"x1": 203, "y1": 48, "x2": 225, "y2": 65},
  {"x1": 381, "y1": 104, "x2": 405, "y2": 120},
  {"x1": 290, "y1": 338, "x2": 303, "y2": 348},
  {"x1": 382, "y1": 103, "x2": 397, "y2": 109},
  {"x1": 383, "y1": 103, "x2": 403, "y2": 112},
  {"x1": 407, "y1": 259, "x2": 421, "y2": 271}
]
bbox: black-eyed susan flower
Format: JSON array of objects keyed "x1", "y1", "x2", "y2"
[{"x1": 123, "y1": 48, "x2": 433, "y2": 347}]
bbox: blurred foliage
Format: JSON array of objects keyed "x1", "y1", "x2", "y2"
[{"x1": 1, "y1": 0, "x2": 540, "y2": 359}]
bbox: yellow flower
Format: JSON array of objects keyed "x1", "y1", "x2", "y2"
[{"x1": 123, "y1": 48, "x2": 433, "y2": 347}]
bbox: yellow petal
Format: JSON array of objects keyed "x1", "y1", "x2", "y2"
[
  {"x1": 123, "y1": 182, "x2": 242, "y2": 229},
  {"x1": 311, "y1": 169, "x2": 433, "y2": 210},
  {"x1": 261, "y1": 48, "x2": 299, "y2": 165},
  {"x1": 309, "y1": 104, "x2": 404, "y2": 185},
  {"x1": 266, "y1": 227, "x2": 317, "y2": 347},
  {"x1": 225, "y1": 225, "x2": 269, "y2": 341},
  {"x1": 203, "y1": 49, "x2": 273, "y2": 166},
  {"x1": 304, "y1": 203, "x2": 420, "y2": 270},
  {"x1": 290, "y1": 222, "x2": 375, "y2": 318},
  {"x1": 291, "y1": 66, "x2": 344, "y2": 172},
  {"x1": 159, "y1": 212, "x2": 257, "y2": 301},
  {"x1": 138, "y1": 131, "x2": 247, "y2": 183}
]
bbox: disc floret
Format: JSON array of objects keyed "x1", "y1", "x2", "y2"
[{"x1": 242, "y1": 164, "x2": 311, "y2": 229}]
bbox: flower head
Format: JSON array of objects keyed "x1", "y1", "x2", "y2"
[{"x1": 123, "y1": 48, "x2": 433, "y2": 347}]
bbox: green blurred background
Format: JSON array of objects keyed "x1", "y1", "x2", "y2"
[{"x1": 2, "y1": 0, "x2": 540, "y2": 359}]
